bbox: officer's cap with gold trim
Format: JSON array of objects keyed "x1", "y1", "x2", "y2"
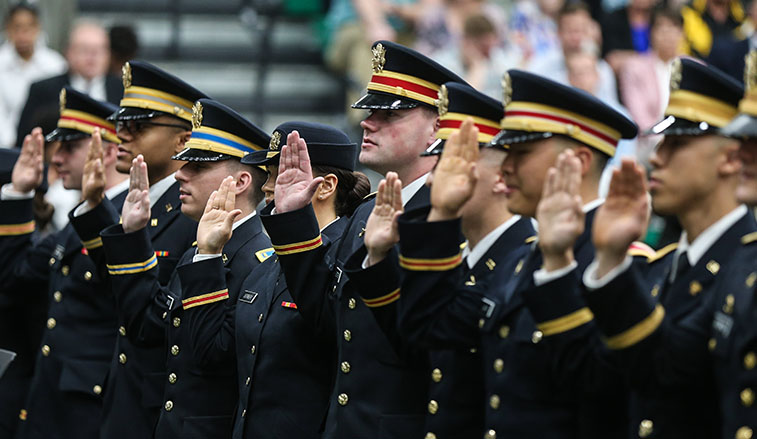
[
  {"x1": 352, "y1": 41, "x2": 466, "y2": 110},
  {"x1": 110, "y1": 60, "x2": 208, "y2": 122},
  {"x1": 722, "y1": 50, "x2": 757, "y2": 138},
  {"x1": 242, "y1": 121, "x2": 358, "y2": 171},
  {"x1": 492, "y1": 70, "x2": 637, "y2": 157},
  {"x1": 172, "y1": 98, "x2": 269, "y2": 162},
  {"x1": 46, "y1": 87, "x2": 120, "y2": 144},
  {"x1": 422, "y1": 82, "x2": 504, "y2": 156},
  {"x1": 649, "y1": 57, "x2": 742, "y2": 136}
]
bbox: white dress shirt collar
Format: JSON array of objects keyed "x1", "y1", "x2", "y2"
[
  {"x1": 463, "y1": 215, "x2": 522, "y2": 269},
  {"x1": 105, "y1": 178, "x2": 129, "y2": 200},
  {"x1": 401, "y1": 173, "x2": 429, "y2": 207},
  {"x1": 149, "y1": 173, "x2": 177, "y2": 208},
  {"x1": 676, "y1": 205, "x2": 748, "y2": 266}
]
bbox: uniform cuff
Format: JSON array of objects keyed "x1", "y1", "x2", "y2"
[
  {"x1": 533, "y1": 261, "x2": 577, "y2": 286},
  {"x1": 177, "y1": 257, "x2": 229, "y2": 310},
  {"x1": 101, "y1": 224, "x2": 157, "y2": 276},
  {"x1": 0, "y1": 198, "x2": 35, "y2": 235},
  {"x1": 70, "y1": 198, "x2": 120, "y2": 250},
  {"x1": 344, "y1": 245, "x2": 402, "y2": 308},
  {"x1": 523, "y1": 268, "x2": 594, "y2": 337},
  {"x1": 1, "y1": 183, "x2": 34, "y2": 200},
  {"x1": 582, "y1": 256, "x2": 632, "y2": 290},
  {"x1": 398, "y1": 207, "x2": 463, "y2": 272},
  {"x1": 260, "y1": 202, "x2": 322, "y2": 255}
]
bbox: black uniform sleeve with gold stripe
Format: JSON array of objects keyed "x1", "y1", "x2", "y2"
[
  {"x1": 101, "y1": 223, "x2": 176, "y2": 347},
  {"x1": 0, "y1": 198, "x2": 53, "y2": 295},
  {"x1": 69, "y1": 198, "x2": 121, "y2": 275},
  {"x1": 396, "y1": 208, "x2": 486, "y2": 349}
]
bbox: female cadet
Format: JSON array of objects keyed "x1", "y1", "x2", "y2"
[{"x1": 177, "y1": 121, "x2": 371, "y2": 439}]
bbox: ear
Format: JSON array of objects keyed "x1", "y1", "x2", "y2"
[
  {"x1": 426, "y1": 115, "x2": 441, "y2": 148},
  {"x1": 233, "y1": 169, "x2": 253, "y2": 195},
  {"x1": 573, "y1": 145, "x2": 594, "y2": 177},
  {"x1": 718, "y1": 139, "x2": 742, "y2": 176},
  {"x1": 175, "y1": 130, "x2": 192, "y2": 153},
  {"x1": 316, "y1": 173, "x2": 338, "y2": 201}
]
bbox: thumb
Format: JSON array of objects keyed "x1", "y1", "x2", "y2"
[
  {"x1": 304, "y1": 176, "x2": 325, "y2": 199},
  {"x1": 224, "y1": 209, "x2": 243, "y2": 229}
]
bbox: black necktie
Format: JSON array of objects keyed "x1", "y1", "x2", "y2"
[{"x1": 671, "y1": 251, "x2": 690, "y2": 283}]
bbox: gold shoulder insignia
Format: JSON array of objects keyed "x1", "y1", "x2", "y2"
[
  {"x1": 647, "y1": 242, "x2": 678, "y2": 263},
  {"x1": 255, "y1": 248, "x2": 275, "y2": 262},
  {"x1": 525, "y1": 236, "x2": 537, "y2": 244},
  {"x1": 627, "y1": 241, "x2": 655, "y2": 259},
  {"x1": 192, "y1": 101, "x2": 203, "y2": 130},
  {"x1": 59, "y1": 88, "x2": 66, "y2": 114},
  {"x1": 741, "y1": 231, "x2": 757, "y2": 245},
  {"x1": 122, "y1": 62, "x2": 132, "y2": 89}
]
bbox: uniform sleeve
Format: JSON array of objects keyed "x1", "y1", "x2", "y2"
[
  {"x1": 69, "y1": 198, "x2": 121, "y2": 276},
  {"x1": 259, "y1": 202, "x2": 339, "y2": 339},
  {"x1": 101, "y1": 223, "x2": 173, "y2": 347},
  {"x1": 177, "y1": 256, "x2": 236, "y2": 368},
  {"x1": 0, "y1": 198, "x2": 53, "y2": 294},
  {"x1": 396, "y1": 209, "x2": 486, "y2": 350}
]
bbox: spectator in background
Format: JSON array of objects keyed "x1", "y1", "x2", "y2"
[
  {"x1": 528, "y1": 2, "x2": 619, "y2": 105},
  {"x1": 619, "y1": 7, "x2": 684, "y2": 160},
  {"x1": 16, "y1": 20, "x2": 123, "y2": 147},
  {"x1": 708, "y1": 0, "x2": 756, "y2": 82},
  {"x1": 508, "y1": 0, "x2": 563, "y2": 67},
  {"x1": 108, "y1": 25, "x2": 138, "y2": 76},
  {"x1": 681, "y1": 0, "x2": 744, "y2": 57},
  {"x1": 0, "y1": 3, "x2": 65, "y2": 149},
  {"x1": 433, "y1": 13, "x2": 521, "y2": 98},
  {"x1": 601, "y1": 0, "x2": 660, "y2": 73},
  {"x1": 413, "y1": 0, "x2": 507, "y2": 56}
]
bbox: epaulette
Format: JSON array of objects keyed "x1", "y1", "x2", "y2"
[
  {"x1": 525, "y1": 236, "x2": 537, "y2": 244},
  {"x1": 363, "y1": 191, "x2": 378, "y2": 201},
  {"x1": 627, "y1": 241, "x2": 655, "y2": 259},
  {"x1": 255, "y1": 248, "x2": 275, "y2": 262},
  {"x1": 647, "y1": 242, "x2": 678, "y2": 263},
  {"x1": 741, "y1": 231, "x2": 757, "y2": 245}
]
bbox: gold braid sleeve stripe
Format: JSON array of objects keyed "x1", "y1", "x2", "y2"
[
  {"x1": 604, "y1": 305, "x2": 665, "y2": 350},
  {"x1": 537, "y1": 307, "x2": 595, "y2": 336},
  {"x1": 182, "y1": 289, "x2": 230, "y2": 310},
  {"x1": 107, "y1": 254, "x2": 158, "y2": 275},
  {"x1": 362, "y1": 288, "x2": 401, "y2": 308},
  {"x1": 272, "y1": 235, "x2": 323, "y2": 255},
  {"x1": 0, "y1": 221, "x2": 35, "y2": 236},
  {"x1": 399, "y1": 253, "x2": 463, "y2": 271},
  {"x1": 81, "y1": 237, "x2": 103, "y2": 250}
]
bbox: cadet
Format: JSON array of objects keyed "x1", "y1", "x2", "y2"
[
  {"x1": 353, "y1": 82, "x2": 536, "y2": 439},
  {"x1": 69, "y1": 61, "x2": 204, "y2": 439},
  {"x1": 95, "y1": 98, "x2": 271, "y2": 438},
  {"x1": 259, "y1": 41, "x2": 466, "y2": 438},
  {"x1": 575, "y1": 57, "x2": 751, "y2": 439},
  {"x1": 182, "y1": 121, "x2": 370, "y2": 438},
  {"x1": 0, "y1": 88, "x2": 127, "y2": 438}
]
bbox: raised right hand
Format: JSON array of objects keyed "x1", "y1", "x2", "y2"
[
  {"x1": 364, "y1": 172, "x2": 403, "y2": 266},
  {"x1": 593, "y1": 158, "x2": 649, "y2": 277},
  {"x1": 274, "y1": 130, "x2": 324, "y2": 213},
  {"x1": 82, "y1": 128, "x2": 106, "y2": 208},
  {"x1": 196, "y1": 176, "x2": 242, "y2": 255},
  {"x1": 122, "y1": 155, "x2": 151, "y2": 233},
  {"x1": 11, "y1": 127, "x2": 44, "y2": 193}
]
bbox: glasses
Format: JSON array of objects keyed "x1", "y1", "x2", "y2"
[{"x1": 116, "y1": 120, "x2": 189, "y2": 136}]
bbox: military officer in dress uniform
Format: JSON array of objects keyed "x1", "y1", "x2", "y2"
[
  {"x1": 349, "y1": 82, "x2": 536, "y2": 439},
  {"x1": 0, "y1": 88, "x2": 128, "y2": 438},
  {"x1": 181, "y1": 121, "x2": 370, "y2": 439},
  {"x1": 572, "y1": 57, "x2": 753, "y2": 439},
  {"x1": 68, "y1": 61, "x2": 204, "y2": 439},
  {"x1": 95, "y1": 98, "x2": 271, "y2": 438},
  {"x1": 258, "y1": 41, "x2": 466, "y2": 439}
]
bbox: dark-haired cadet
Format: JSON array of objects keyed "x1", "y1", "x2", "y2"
[
  {"x1": 355, "y1": 82, "x2": 536, "y2": 439},
  {"x1": 0, "y1": 88, "x2": 125, "y2": 439},
  {"x1": 181, "y1": 121, "x2": 371, "y2": 439},
  {"x1": 98, "y1": 98, "x2": 272, "y2": 438}
]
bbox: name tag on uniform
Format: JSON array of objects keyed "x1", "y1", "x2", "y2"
[
  {"x1": 240, "y1": 291, "x2": 258, "y2": 304},
  {"x1": 713, "y1": 311, "x2": 733, "y2": 338}
]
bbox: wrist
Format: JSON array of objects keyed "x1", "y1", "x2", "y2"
[
  {"x1": 86, "y1": 194, "x2": 104, "y2": 209},
  {"x1": 542, "y1": 248, "x2": 574, "y2": 272},
  {"x1": 366, "y1": 247, "x2": 389, "y2": 267},
  {"x1": 11, "y1": 182, "x2": 33, "y2": 194},
  {"x1": 594, "y1": 248, "x2": 628, "y2": 278},
  {"x1": 198, "y1": 245, "x2": 223, "y2": 255},
  {"x1": 428, "y1": 206, "x2": 459, "y2": 222}
]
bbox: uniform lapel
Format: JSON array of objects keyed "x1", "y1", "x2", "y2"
[{"x1": 147, "y1": 182, "x2": 184, "y2": 240}]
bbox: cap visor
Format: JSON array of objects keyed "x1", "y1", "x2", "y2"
[
  {"x1": 420, "y1": 138, "x2": 444, "y2": 157},
  {"x1": 721, "y1": 114, "x2": 757, "y2": 138},
  {"x1": 108, "y1": 106, "x2": 164, "y2": 121},
  {"x1": 45, "y1": 128, "x2": 90, "y2": 143},
  {"x1": 490, "y1": 129, "x2": 553, "y2": 147},
  {"x1": 644, "y1": 115, "x2": 717, "y2": 137},
  {"x1": 172, "y1": 148, "x2": 235, "y2": 162},
  {"x1": 241, "y1": 150, "x2": 278, "y2": 166},
  {"x1": 352, "y1": 92, "x2": 421, "y2": 110}
]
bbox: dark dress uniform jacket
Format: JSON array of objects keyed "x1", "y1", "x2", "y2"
[
  {"x1": 100, "y1": 213, "x2": 270, "y2": 439},
  {"x1": 347, "y1": 206, "x2": 535, "y2": 439},
  {"x1": 399, "y1": 207, "x2": 642, "y2": 439},
  {"x1": 69, "y1": 182, "x2": 196, "y2": 439},
  {"x1": 180, "y1": 218, "x2": 345, "y2": 439},
  {"x1": 584, "y1": 209, "x2": 757, "y2": 439},
  {"x1": 0, "y1": 190, "x2": 125, "y2": 439},
  {"x1": 259, "y1": 186, "x2": 431, "y2": 439}
]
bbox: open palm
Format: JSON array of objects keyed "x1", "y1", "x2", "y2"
[
  {"x1": 197, "y1": 176, "x2": 242, "y2": 254},
  {"x1": 122, "y1": 155, "x2": 151, "y2": 233},
  {"x1": 274, "y1": 130, "x2": 324, "y2": 213}
]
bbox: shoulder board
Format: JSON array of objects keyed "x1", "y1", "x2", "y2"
[
  {"x1": 363, "y1": 191, "x2": 378, "y2": 201},
  {"x1": 255, "y1": 248, "x2": 275, "y2": 263},
  {"x1": 627, "y1": 241, "x2": 655, "y2": 259},
  {"x1": 647, "y1": 242, "x2": 677, "y2": 263},
  {"x1": 525, "y1": 236, "x2": 537, "y2": 244},
  {"x1": 741, "y1": 231, "x2": 757, "y2": 245},
  {"x1": 191, "y1": 241, "x2": 198, "y2": 247}
]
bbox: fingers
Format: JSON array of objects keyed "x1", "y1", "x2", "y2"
[
  {"x1": 297, "y1": 136, "x2": 313, "y2": 175},
  {"x1": 136, "y1": 156, "x2": 149, "y2": 190},
  {"x1": 223, "y1": 209, "x2": 243, "y2": 230},
  {"x1": 443, "y1": 130, "x2": 461, "y2": 162},
  {"x1": 288, "y1": 131, "x2": 301, "y2": 172},
  {"x1": 204, "y1": 190, "x2": 218, "y2": 215},
  {"x1": 279, "y1": 145, "x2": 289, "y2": 174},
  {"x1": 129, "y1": 157, "x2": 139, "y2": 191},
  {"x1": 376, "y1": 179, "x2": 387, "y2": 208},
  {"x1": 223, "y1": 177, "x2": 237, "y2": 212},
  {"x1": 391, "y1": 173, "x2": 403, "y2": 213},
  {"x1": 305, "y1": 176, "x2": 325, "y2": 200},
  {"x1": 460, "y1": 119, "x2": 480, "y2": 163}
]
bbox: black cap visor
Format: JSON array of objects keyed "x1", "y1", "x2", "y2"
[
  {"x1": 644, "y1": 115, "x2": 719, "y2": 137},
  {"x1": 171, "y1": 147, "x2": 236, "y2": 162},
  {"x1": 490, "y1": 129, "x2": 553, "y2": 148},
  {"x1": 352, "y1": 91, "x2": 422, "y2": 110},
  {"x1": 721, "y1": 113, "x2": 757, "y2": 139},
  {"x1": 45, "y1": 127, "x2": 90, "y2": 143},
  {"x1": 241, "y1": 150, "x2": 277, "y2": 166},
  {"x1": 108, "y1": 106, "x2": 171, "y2": 122}
]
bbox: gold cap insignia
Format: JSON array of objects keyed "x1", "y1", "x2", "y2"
[
  {"x1": 436, "y1": 84, "x2": 449, "y2": 116},
  {"x1": 502, "y1": 72, "x2": 513, "y2": 106},
  {"x1": 122, "y1": 62, "x2": 132, "y2": 89},
  {"x1": 669, "y1": 58, "x2": 682, "y2": 91},
  {"x1": 59, "y1": 88, "x2": 66, "y2": 114},
  {"x1": 192, "y1": 101, "x2": 203, "y2": 130},
  {"x1": 745, "y1": 51, "x2": 757, "y2": 92},
  {"x1": 372, "y1": 43, "x2": 386, "y2": 74},
  {"x1": 269, "y1": 131, "x2": 281, "y2": 150}
]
